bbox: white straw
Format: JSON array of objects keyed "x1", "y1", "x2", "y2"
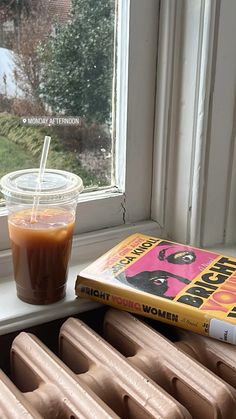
[
  {"x1": 38, "y1": 136, "x2": 51, "y2": 183},
  {"x1": 31, "y1": 136, "x2": 51, "y2": 223}
]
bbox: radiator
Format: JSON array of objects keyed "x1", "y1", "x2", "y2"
[{"x1": 0, "y1": 307, "x2": 236, "y2": 419}]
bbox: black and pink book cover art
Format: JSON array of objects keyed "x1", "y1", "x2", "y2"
[
  {"x1": 76, "y1": 234, "x2": 236, "y2": 343},
  {"x1": 112, "y1": 239, "x2": 218, "y2": 301}
]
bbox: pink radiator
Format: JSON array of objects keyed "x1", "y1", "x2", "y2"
[{"x1": 1, "y1": 307, "x2": 236, "y2": 418}]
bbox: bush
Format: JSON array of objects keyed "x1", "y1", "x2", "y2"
[
  {"x1": 10, "y1": 98, "x2": 45, "y2": 117},
  {"x1": 0, "y1": 95, "x2": 12, "y2": 113},
  {"x1": 54, "y1": 120, "x2": 112, "y2": 154},
  {"x1": 0, "y1": 113, "x2": 106, "y2": 186},
  {"x1": 38, "y1": 0, "x2": 115, "y2": 124}
]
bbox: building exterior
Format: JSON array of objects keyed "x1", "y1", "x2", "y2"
[
  {"x1": 0, "y1": 0, "x2": 72, "y2": 97},
  {"x1": 47, "y1": 0, "x2": 72, "y2": 23},
  {"x1": 0, "y1": 0, "x2": 72, "y2": 48}
]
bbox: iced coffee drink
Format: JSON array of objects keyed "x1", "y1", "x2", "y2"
[
  {"x1": 9, "y1": 208, "x2": 75, "y2": 304},
  {"x1": 0, "y1": 169, "x2": 83, "y2": 305}
]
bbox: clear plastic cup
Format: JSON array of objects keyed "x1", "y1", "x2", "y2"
[{"x1": 0, "y1": 169, "x2": 83, "y2": 305}]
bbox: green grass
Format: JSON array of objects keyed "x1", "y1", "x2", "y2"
[
  {"x1": 0, "y1": 113, "x2": 103, "y2": 187},
  {"x1": 0, "y1": 135, "x2": 39, "y2": 178}
]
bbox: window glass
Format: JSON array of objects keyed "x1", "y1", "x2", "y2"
[
  {"x1": 0, "y1": 0, "x2": 158, "y2": 251},
  {"x1": 0, "y1": 0, "x2": 116, "y2": 193}
]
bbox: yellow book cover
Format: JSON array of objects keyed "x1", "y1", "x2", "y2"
[{"x1": 75, "y1": 233, "x2": 236, "y2": 344}]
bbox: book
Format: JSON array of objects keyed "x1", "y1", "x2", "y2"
[{"x1": 75, "y1": 233, "x2": 236, "y2": 344}]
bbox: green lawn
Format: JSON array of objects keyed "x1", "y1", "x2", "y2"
[
  {"x1": 0, "y1": 135, "x2": 39, "y2": 178},
  {"x1": 0, "y1": 112, "x2": 109, "y2": 187}
]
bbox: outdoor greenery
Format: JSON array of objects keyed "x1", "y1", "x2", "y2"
[
  {"x1": 0, "y1": 135, "x2": 38, "y2": 178},
  {"x1": 0, "y1": 0, "x2": 115, "y2": 188},
  {"x1": 0, "y1": 113, "x2": 104, "y2": 187},
  {"x1": 0, "y1": 0, "x2": 31, "y2": 21},
  {"x1": 38, "y1": 0, "x2": 115, "y2": 124}
]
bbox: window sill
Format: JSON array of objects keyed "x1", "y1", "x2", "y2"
[
  {"x1": 208, "y1": 245, "x2": 236, "y2": 258},
  {"x1": 0, "y1": 264, "x2": 101, "y2": 336},
  {"x1": 0, "y1": 220, "x2": 162, "y2": 335}
]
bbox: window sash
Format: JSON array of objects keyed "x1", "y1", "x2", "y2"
[
  {"x1": 2, "y1": 0, "x2": 235, "y2": 256},
  {"x1": 0, "y1": 0, "x2": 160, "y2": 251},
  {"x1": 151, "y1": 0, "x2": 236, "y2": 249},
  {"x1": 201, "y1": 0, "x2": 236, "y2": 247},
  {"x1": 155, "y1": 0, "x2": 219, "y2": 245}
]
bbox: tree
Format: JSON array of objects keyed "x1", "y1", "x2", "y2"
[
  {"x1": 12, "y1": 6, "x2": 51, "y2": 110},
  {"x1": 0, "y1": 0, "x2": 49, "y2": 105},
  {"x1": 0, "y1": 0, "x2": 31, "y2": 23},
  {"x1": 38, "y1": 0, "x2": 115, "y2": 124},
  {"x1": 0, "y1": 0, "x2": 32, "y2": 49}
]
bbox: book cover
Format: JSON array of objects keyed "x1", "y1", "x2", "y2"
[{"x1": 75, "y1": 233, "x2": 236, "y2": 344}]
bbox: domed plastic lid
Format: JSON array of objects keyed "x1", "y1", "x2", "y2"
[{"x1": 0, "y1": 169, "x2": 84, "y2": 203}]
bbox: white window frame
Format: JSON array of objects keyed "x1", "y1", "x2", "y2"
[
  {"x1": 0, "y1": 0, "x2": 161, "y2": 253},
  {"x1": 1, "y1": 0, "x2": 236, "y2": 274},
  {"x1": 152, "y1": 0, "x2": 236, "y2": 251},
  {"x1": 152, "y1": 0, "x2": 218, "y2": 246},
  {"x1": 2, "y1": 0, "x2": 236, "y2": 333}
]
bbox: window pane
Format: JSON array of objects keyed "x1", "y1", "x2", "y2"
[{"x1": 0, "y1": 0, "x2": 116, "y2": 193}]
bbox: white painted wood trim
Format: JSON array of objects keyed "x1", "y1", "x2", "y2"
[
  {"x1": 71, "y1": 219, "x2": 163, "y2": 264},
  {"x1": 0, "y1": 219, "x2": 162, "y2": 334},
  {"x1": 226, "y1": 141, "x2": 236, "y2": 244},
  {"x1": 115, "y1": 0, "x2": 129, "y2": 191},
  {"x1": 202, "y1": 0, "x2": 236, "y2": 247},
  {"x1": 124, "y1": 0, "x2": 159, "y2": 223},
  {"x1": 151, "y1": 0, "x2": 177, "y2": 228},
  {"x1": 0, "y1": 0, "x2": 159, "y2": 251},
  {"x1": 152, "y1": 0, "x2": 220, "y2": 247},
  {"x1": 188, "y1": 0, "x2": 218, "y2": 246}
]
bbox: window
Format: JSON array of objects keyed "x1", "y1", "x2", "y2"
[
  {"x1": 151, "y1": 0, "x2": 236, "y2": 251},
  {"x1": 0, "y1": 0, "x2": 115, "y2": 187},
  {"x1": 1, "y1": 0, "x2": 236, "y2": 335},
  {"x1": 1, "y1": 0, "x2": 235, "y2": 263},
  {"x1": 0, "y1": 0, "x2": 160, "y2": 254}
]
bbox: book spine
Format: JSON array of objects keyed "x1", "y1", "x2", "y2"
[{"x1": 77, "y1": 279, "x2": 236, "y2": 345}]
